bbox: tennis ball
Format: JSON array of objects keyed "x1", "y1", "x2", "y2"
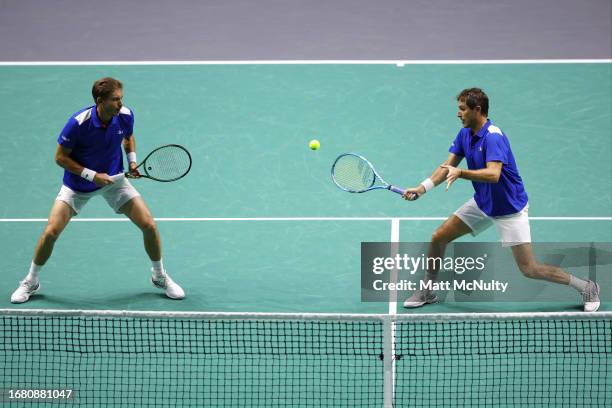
[{"x1": 309, "y1": 139, "x2": 320, "y2": 150}]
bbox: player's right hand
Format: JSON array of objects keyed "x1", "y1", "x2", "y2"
[
  {"x1": 93, "y1": 173, "x2": 114, "y2": 187},
  {"x1": 126, "y1": 162, "x2": 141, "y2": 178},
  {"x1": 403, "y1": 186, "x2": 425, "y2": 201}
]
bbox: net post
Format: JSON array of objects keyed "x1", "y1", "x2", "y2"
[
  {"x1": 382, "y1": 315, "x2": 394, "y2": 407},
  {"x1": 384, "y1": 218, "x2": 400, "y2": 407}
]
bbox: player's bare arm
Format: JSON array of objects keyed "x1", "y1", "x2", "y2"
[
  {"x1": 54, "y1": 145, "x2": 113, "y2": 187},
  {"x1": 403, "y1": 153, "x2": 463, "y2": 200},
  {"x1": 123, "y1": 135, "x2": 140, "y2": 177},
  {"x1": 441, "y1": 160, "x2": 502, "y2": 191}
]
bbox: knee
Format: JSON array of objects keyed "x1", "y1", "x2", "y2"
[
  {"x1": 42, "y1": 225, "x2": 62, "y2": 242},
  {"x1": 431, "y1": 228, "x2": 450, "y2": 245},
  {"x1": 139, "y1": 218, "x2": 157, "y2": 233}
]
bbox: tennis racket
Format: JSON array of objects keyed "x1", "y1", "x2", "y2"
[
  {"x1": 331, "y1": 153, "x2": 406, "y2": 195},
  {"x1": 125, "y1": 144, "x2": 192, "y2": 182}
]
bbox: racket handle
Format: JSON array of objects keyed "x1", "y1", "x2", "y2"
[{"x1": 389, "y1": 185, "x2": 406, "y2": 195}]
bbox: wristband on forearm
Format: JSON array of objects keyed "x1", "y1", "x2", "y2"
[
  {"x1": 127, "y1": 152, "x2": 137, "y2": 164},
  {"x1": 80, "y1": 168, "x2": 96, "y2": 182},
  {"x1": 420, "y1": 177, "x2": 435, "y2": 193}
]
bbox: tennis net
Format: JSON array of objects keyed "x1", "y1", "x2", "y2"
[{"x1": 0, "y1": 309, "x2": 610, "y2": 407}]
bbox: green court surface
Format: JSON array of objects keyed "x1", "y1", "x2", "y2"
[
  {"x1": 1, "y1": 63, "x2": 611, "y2": 407},
  {"x1": 0, "y1": 62, "x2": 610, "y2": 314}
]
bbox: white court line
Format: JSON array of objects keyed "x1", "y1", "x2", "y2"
[
  {"x1": 0, "y1": 217, "x2": 611, "y2": 222},
  {"x1": 389, "y1": 219, "x2": 400, "y2": 314},
  {"x1": 0, "y1": 59, "x2": 610, "y2": 66}
]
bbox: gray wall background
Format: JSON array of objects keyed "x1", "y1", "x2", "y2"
[{"x1": 0, "y1": 0, "x2": 610, "y2": 61}]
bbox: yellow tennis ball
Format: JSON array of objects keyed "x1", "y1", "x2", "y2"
[{"x1": 309, "y1": 139, "x2": 320, "y2": 150}]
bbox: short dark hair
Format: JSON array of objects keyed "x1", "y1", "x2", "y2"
[
  {"x1": 92, "y1": 77, "x2": 123, "y2": 103},
  {"x1": 457, "y1": 88, "x2": 489, "y2": 115}
]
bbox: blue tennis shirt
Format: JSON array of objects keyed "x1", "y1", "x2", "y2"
[
  {"x1": 57, "y1": 106, "x2": 134, "y2": 192},
  {"x1": 449, "y1": 119, "x2": 528, "y2": 217}
]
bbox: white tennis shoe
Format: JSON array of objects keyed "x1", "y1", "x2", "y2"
[
  {"x1": 151, "y1": 269, "x2": 185, "y2": 300},
  {"x1": 403, "y1": 289, "x2": 438, "y2": 308},
  {"x1": 582, "y1": 281, "x2": 600, "y2": 312},
  {"x1": 11, "y1": 279, "x2": 40, "y2": 304}
]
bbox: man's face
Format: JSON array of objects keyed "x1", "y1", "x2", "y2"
[
  {"x1": 98, "y1": 89, "x2": 123, "y2": 116},
  {"x1": 457, "y1": 99, "x2": 480, "y2": 128}
]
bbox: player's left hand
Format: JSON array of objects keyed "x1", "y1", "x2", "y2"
[
  {"x1": 440, "y1": 164, "x2": 461, "y2": 191},
  {"x1": 127, "y1": 162, "x2": 141, "y2": 178}
]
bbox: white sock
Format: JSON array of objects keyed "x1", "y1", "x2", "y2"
[
  {"x1": 26, "y1": 261, "x2": 42, "y2": 281},
  {"x1": 568, "y1": 275, "x2": 588, "y2": 293},
  {"x1": 152, "y1": 259, "x2": 165, "y2": 276}
]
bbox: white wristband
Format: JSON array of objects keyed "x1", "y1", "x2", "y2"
[
  {"x1": 127, "y1": 152, "x2": 137, "y2": 164},
  {"x1": 80, "y1": 168, "x2": 97, "y2": 182},
  {"x1": 420, "y1": 177, "x2": 435, "y2": 193}
]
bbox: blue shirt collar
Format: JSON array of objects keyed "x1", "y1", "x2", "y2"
[{"x1": 91, "y1": 105, "x2": 116, "y2": 128}]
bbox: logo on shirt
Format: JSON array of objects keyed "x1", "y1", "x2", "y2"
[
  {"x1": 479, "y1": 147, "x2": 483, "y2": 152},
  {"x1": 117, "y1": 130, "x2": 124, "y2": 135},
  {"x1": 61, "y1": 135, "x2": 70, "y2": 142}
]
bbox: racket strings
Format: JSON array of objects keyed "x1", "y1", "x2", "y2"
[
  {"x1": 144, "y1": 146, "x2": 191, "y2": 181},
  {"x1": 332, "y1": 155, "x2": 376, "y2": 192}
]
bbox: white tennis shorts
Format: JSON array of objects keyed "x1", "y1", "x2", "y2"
[
  {"x1": 454, "y1": 197, "x2": 531, "y2": 247},
  {"x1": 56, "y1": 174, "x2": 140, "y2": 214}
]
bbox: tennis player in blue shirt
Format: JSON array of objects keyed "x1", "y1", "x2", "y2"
[
  {"x1": 402, "y1": 88, "x2": 600, "y2": 312},
  {"x1": 11, "y1": 77, "x2": 185, "y2": 303}
]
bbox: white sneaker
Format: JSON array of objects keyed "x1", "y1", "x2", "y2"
[
  {"x1": 11, "y1": 279, "x2": 40, "y2": 304},
  {"x1": 403, "y1": 289, "x2": 438, "y2": 308},
  {"x1": 582, "y1": 281, "x2": 600, "y2": 312},
  {"x1": 151, "y1": 269, "x2": 185, "y2": 300}
]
